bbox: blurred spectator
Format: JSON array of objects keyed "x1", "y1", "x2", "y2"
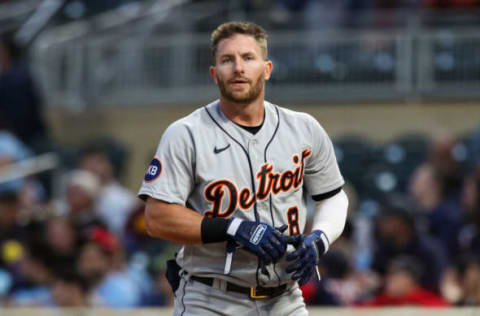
[
  {"x1": 428, "y1": 134, "x2": 463, "y2": 197},
  {"x1": 8, "y1": 242, "x2": 55, "y2": 307},
  {"x1": 78, "y1": 139, "x2": 137, "y2": 238},
  {"x1": 0, "y1": 130, "x2": 33, "y2": 202},
  {"x1": 149, "y1": 271, "x2": 175, "y2": 307},
  {"x1": 302, "y1": 187, "x2": 378, "y2": 306},
  {"x1": 76, "y1": 227, "x2": 143, "y2": 307},
  {"x1": 43, "y1": 216, "x2": 81, "y2": 272},
  {"x1": 58, "y1": 169, "x2": 106, "y2": 234},
  {"x1": 0, "y1": 32, "x2": 55, "y2": 199},
  {"x1": 0, "y1": 32, "x2": 48, "y2": 153},
  {"x1": 0, "y1": 267, "x2": 12, "y2": 304},
  {"x1": 371, "y1": 195, "x2": 448, "y2": 292},
  {"x1": 123, "y1": 206, "x2": 178, "y2": 306},
  {"x1": 143, "y1": 243, "x2": 180, "y2": 307},
  {"x1": 472, "y1": 124, "x2": 480, "y2": 164},
  {"x1": 123, "y1": 204, "x2": 166, "y2": 256},
  {"x1": 0, "y1": 186, "x2": 27, "y2": 284},
  {"x1": 303, "y1": 249, "x2": 365, "y2": 306},
  {"x1": 51, "y1": 270, "x2": 89, "y2": 307},
  {"x1": 0, "y1": 190, "x2": 25, "y2": 245},
  {"x1": 453, "y1": 255, "x2": 480, "y2": 305},
  {"x1": 441, "y1": 254, "x2": 480, "y2": 305},
  {"x1": 458, "y1": 163, "x2": 480, "y2": 255},
  {"x1": 1, "y1": 130, "x2": 50, "y2": 215},
  {"x1": 410, "y1": 134, "x2": 464, "y2": 257},
  {"x1": 0, "y1": 132, "x2": 40, "y2": 284},
  {"x1": 299, "y1": 279, "x2": 341, "y2": 306},
  {"x1": 361, "y1": 256, "x2": 449, "y2": 306}
]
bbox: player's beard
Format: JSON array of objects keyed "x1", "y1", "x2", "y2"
[{"x1": 217, "y1": 72, "x2": 265, "y2": 104}]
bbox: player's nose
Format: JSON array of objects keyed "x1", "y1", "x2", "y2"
[{"x1": 233, "y1": 60, "x2": 245, "y2": 73}]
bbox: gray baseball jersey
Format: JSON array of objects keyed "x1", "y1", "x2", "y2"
[{"x1": 138, "y1": 100, "x2": 344, "y2": 288}]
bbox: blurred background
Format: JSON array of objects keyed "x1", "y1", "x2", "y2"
[{"x1": 1, "y1": 0, "x2": 480, "y2": 309}]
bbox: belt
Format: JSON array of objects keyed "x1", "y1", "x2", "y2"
[{"x1": 190, "y1": 276, "x2": 289, "y2": 299}]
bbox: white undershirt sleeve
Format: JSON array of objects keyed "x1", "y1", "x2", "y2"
[{"x1": 311, "y1": 189, "x2": 349, "y2": 251}]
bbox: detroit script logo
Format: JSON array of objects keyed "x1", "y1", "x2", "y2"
[{"x1": 204, "y1": 149, "x2": 312, "y2": 217}]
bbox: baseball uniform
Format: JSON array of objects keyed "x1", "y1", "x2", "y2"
[{"x1": 138, "y1": 100, "x2": 344, "y2": 314}]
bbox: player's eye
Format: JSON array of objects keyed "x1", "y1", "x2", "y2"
[
  {"x1": 244, "y1": 55, "x2": 254, "y2": 61},
  {"x1": 221, "y1": 57, "x2": 232, "y2": 64}
]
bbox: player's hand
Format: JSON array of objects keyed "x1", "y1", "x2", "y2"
[
  {"x1": 285, "y1": 230, "x2": 328, "y2": 285},
  {"x1": 226, "y1": 218, "x2": 288, "y2": 265}
]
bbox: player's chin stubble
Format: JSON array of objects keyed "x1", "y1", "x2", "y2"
[{"x1": 217, "y1": 72, "x2": 265, "y2": 104}]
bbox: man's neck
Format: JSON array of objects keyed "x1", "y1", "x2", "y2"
[{"x1": 218, "y1": 96, "x2": 265, "y2": 127}]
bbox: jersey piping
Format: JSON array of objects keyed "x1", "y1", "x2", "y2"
[
  {"x1": 264, "y1": 105, "x2": 281, "y2": 228},
  {"x1": 186, "y1": 126, "x2": 197, "y2": 184},
  {"x1": 264, "y1": 105, "x2": 282, "y2": 286},
  {"x1": 204, "y1": 106, "x2": 260, "y2": 223}
]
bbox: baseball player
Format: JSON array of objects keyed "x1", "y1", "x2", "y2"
[{"x1": 138, "y1": 21, "x2": 348, "y2": 315}]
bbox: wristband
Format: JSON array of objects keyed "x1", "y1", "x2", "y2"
[
  {"x1": 201, "y1": 217, "x2": 229, "y2": 243},
  {"x1": 314, "y1": 230, "x2": 330, "y2": 254}
]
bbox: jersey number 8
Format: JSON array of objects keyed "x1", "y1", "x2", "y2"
[{"x1": 287, "y1": 206, "x2": 300, "y2": 236}]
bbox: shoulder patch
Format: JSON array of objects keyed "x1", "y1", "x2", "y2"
[{"x1": 144, "y1": 158, "x2": 162, "y2": 182}]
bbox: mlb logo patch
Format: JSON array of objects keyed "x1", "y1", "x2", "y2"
[{"x1": 144, "y1": 158, "x2": 162, "y2": 182}]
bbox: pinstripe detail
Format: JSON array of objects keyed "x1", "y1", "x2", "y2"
[{"x1": 180, "y1": 276, "x2": 187, "y2": 316}]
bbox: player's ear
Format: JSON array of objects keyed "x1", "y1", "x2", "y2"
[
  {"x1": 264, "y1": 60, "x2": 273, "y2": 81},
  {"x1": 209, "y1": 66, "x2": 218, "y2": 84}
]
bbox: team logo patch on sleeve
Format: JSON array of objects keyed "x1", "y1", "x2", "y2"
[{"x1": 144, "y1": 158, "x2": 162, "y2": 182}]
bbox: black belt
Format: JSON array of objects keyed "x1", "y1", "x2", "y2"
[{"x1": 190, "y1": 276, "x2": 289, "y2": 299}]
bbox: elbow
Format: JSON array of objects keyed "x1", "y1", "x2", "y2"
[
  {"x1": 144, "y1": 213, "x2": 157, "y2": 238},
  {"x1": 144, "y1": 208, "x2": 157, "y2": 237},
  {"x1": 144, "y1": 203, "x2": 165, "y2": 238}
]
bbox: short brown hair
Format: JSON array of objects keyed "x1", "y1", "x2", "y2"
[{"x1": 210, "y1": 21, "x2": 268, "y2": 65}]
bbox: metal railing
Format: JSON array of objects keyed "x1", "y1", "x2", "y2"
[
  {"x1": 29, "y1": 7, "x2": 480, "y2": 109},
  {"x1": 0, "y1": 0, "x2": 42, "y2": 33}
]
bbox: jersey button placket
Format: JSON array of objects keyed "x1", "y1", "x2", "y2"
[
  {"x1": 249, "y1": 139, "x2": 260, "y2": 165},
  {"x1": 248, "y1": 139, "x2": 256, "y2": 160}
]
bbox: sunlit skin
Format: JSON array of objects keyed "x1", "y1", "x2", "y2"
[{"x1": 210, "y1": 34, "x2": 273, "y2": 127}]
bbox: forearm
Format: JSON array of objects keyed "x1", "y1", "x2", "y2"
[
  {"x1": 144, "y1": 197, "x2": 204, "y2": 244},
  {"x1": 144, "y1": 198, "x2": 284, "y2": 265},
  {"x1": 311, "y1": 189, "x2": 348, "y2": 247}
]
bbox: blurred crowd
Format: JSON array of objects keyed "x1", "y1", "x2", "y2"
[
  {"x1": 3, "y1": 9, "x2": 480, "y2": 310},
  {"x1": 0, "y1": 32, "x2": 176, "y2": 308},
  {"x1": 0, "y1": 137, "x2": 178, "y2": 308},
  {"x1": 301, "y1": 128, "x2": 480, "y2": 307}
]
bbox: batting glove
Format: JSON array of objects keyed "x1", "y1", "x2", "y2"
[
  {"x1": 226, "y1": 218, "x2": 288, "y2": 265},
  {"x1": 285, "y1": 230, "x2": 329, "y2": 285}
]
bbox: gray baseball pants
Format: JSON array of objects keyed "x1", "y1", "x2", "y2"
[{"x1": 173, "y1": 275, "x2": 308, "y2": 316}]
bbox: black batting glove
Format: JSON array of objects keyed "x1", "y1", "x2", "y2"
[
  {"x1": 226, "y1": 218, "x2": 288, "y2": 265},
  {"x1": 285, "y1": 230, "x2": 329, "y2": 285}
]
